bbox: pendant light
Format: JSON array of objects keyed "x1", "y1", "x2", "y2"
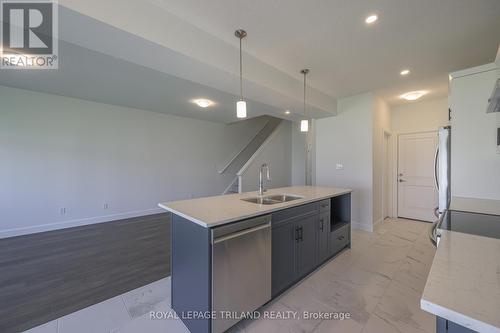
[
  {"x1": 300, "y1": 69, "x2": 310, "y2": 132},
  {"x1": 235, "y1": 29, "x2": 247, "y2": 118}
]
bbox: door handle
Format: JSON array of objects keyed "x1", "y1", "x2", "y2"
[
  {"x1": 434, "y1": 146, "x2": 439, "y2": 191},
  {"x1": 399, "y1": 179, "x2": 406, "y2": 182},
  {"x1": 434, "y1": 207, "x2": 440, "y2": 218}
]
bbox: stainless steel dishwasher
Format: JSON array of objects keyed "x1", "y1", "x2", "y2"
[{"x1": 212, "y1": 214, "x2": 271, "y2": 333}]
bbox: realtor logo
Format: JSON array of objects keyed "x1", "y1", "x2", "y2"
[{"x1": 1, "y1": 0, "x2": 58, "y2": 69}]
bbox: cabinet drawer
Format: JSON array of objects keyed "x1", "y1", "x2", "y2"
[
  {"x1": 330, "y1": 224, "x2": 349, "y2": 255},
  {"x1": 319, "y1": 199, "x2": 330, "y2": 212},
  {"x1": 271, "y1": 202, "x2": 318, "y2": 226}
]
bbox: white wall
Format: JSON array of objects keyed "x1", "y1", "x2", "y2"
[
  {"x1": 316, "y1": 93, "x2": 374, "y2": 231},
  {"x1": 372, "y1": 97, "x2": 391, "y2": 224},
  {"x1": 0, "y1": 86, "x2": 271, "y2": 237},
  {"x1": 239, "y1": 121, "x2": 292, "y2": 192},
  {"x1": 450, "y1": 65, "x2": 500, "y2": 199},
  {"x1": 291, "y1": 123, "x2": 306, "y2": 186},
  {"x1": 391, "y1": 98, "x2": 449, "y2": 133}
]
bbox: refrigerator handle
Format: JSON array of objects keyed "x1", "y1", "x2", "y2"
[{"x1": 433, "y1": 145, "x2": 439, "y2": 191}]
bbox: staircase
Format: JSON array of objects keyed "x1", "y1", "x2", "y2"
[{"x1": 220, "y1": 116, "x2": 282, "y2": 194}]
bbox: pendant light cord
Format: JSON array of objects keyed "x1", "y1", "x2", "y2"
[
  {"x1": 239, "y1": 37, "x2": 243, "y2": 100},
  {"x1": 303, "y1": 71, "x2": 306, "y2": 117}
]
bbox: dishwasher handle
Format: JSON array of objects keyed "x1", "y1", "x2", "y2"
[{"x1": 213, "y1": 223, "x2": 270, "y2": 244}]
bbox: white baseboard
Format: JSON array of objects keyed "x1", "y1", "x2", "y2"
[
  {"x1": 351, "y1": 221, "x2": 373, "y2": 232},
  {"x1": 0, "y1": 208, "x2": 166, "y2": 239}
]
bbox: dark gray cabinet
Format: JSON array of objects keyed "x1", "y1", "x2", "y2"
[
  {"x1": 271, "y1": 210, "x2": 317, "y2": 297},
  {"x1": 295, "y1": 214, "x2": 318, "y2": 278},
  {"x1": 330, "y1": 223, "x2": 350, "y2": 256},
  {"x1": 271, "y1": 194, "x2": 351, "y2": 297},
  {"x1": 436, "y1": 317, "x2": 475, "y2": 333},
  {"x1": 317, "y1": 211, "x2": 330, "y2": 263},
  {"x1": 271, "y1": 219, "x2": 296, "y2": 296}
]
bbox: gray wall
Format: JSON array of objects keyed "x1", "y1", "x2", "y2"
[
  {"x1": 315, "y1": 93, "x2": 374, "y2": 231},
  {"x1": 239, "y1": 121, "x2": 292, "y2": 192},
  {"x1": 0, "y1": 85, "x2": 268, "y2": 238}
]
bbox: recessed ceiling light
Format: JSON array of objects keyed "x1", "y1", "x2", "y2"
[
  {"x1": 285, "y1": 110, "x2": 291, "y2": 115},
  {"x1": 400, "y1": 69, "x2": 410, "y2": 76},
  {"x1": 365, "y1": 14, "x2": 378, "y2": 24},
  {"x1": 192, "y1": 99, "x2": 213, "y2": 108},
  {"x1": 400, "y1": 90, "x2": 428, "y2": 101}
]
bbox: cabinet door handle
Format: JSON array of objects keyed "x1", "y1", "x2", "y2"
[
  {"x1": 299, "y1": 226, "x2": 303, "y2": 241},
  {"x1": 295, "y1": 227, "x2": 300, "y2": 241},
  {"x1": 319, "y1": 219, "x2": 324, "y2": 231}
]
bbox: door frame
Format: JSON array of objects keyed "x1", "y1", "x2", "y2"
[
  {"x1": 395, "y1": 130, "x2": 438, "y2": 219},
  {"x1": 381, "y1": 129, "x2": 393, "y2": 220}
]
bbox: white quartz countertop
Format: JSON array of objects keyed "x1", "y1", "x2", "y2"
[
  {"x1": 451, "y1": 196, "x2": 500, "y2": 216},
  {"x1": 158, "y1": 186, "x2": 352, "y2": 228},
  {"x1": 421, "y1": 230, "x2": 500, "y2": 333}
]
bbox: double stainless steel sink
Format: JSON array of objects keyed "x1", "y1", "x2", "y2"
[{"x1": 241, "y1": 194, "x2": 303, "y2": 205}]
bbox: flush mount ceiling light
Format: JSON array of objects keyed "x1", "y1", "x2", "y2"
[
  {"x1": 285, "y1": 110, "x2": 291, "y2": 115},
  {"x1": 400, "y1": 90, "x2": 428, "y2": 101},
  {"x1": 192, "y1": 99, "x2": 213, "y2": 108},
  {"x1": 300, "y1": 69, "x2": 310, "y2": 133},
  {"x1": 400, "y1": 69, "x2": 410, "y2": 76},
  {"x1": 365, "y1": 14, "x2": 378, "y2": 24},
  {"x1": 235, "y1": 29, "x2": 247, "y2": 118}
]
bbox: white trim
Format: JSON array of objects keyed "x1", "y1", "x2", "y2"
[
  {"x1": 381, "y1": 129, "x2": 392, "y2": 219},
  {"x1": 236, "y1": 121, "x2": 282, "y2": 176},
  {"x1": 222, "y1": 176, "x2": 238, "y2": 195},
  {"x1": 0, "y1": 208, "x2": 165, "y2": 239},
  {"x1": 390, "y1": 134, "x2": 399, "y2": 218},
  {"x1": 218, "y1": 119, "x2": 270, "y2": 174},
  {"x1": 496, "y1": 45, "x2": 500, "y2": 66}
]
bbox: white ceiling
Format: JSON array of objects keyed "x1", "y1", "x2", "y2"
[
  {"x1": 152, "y1": 0, "x2": 500, "y2": 105},
  {"x1": 2, "y1": 0, "x2": 499, "y2": 124},
  {"x1": 0, "y1": 41, "x2": 294, "y2": 123},
  {"x1": 0, "y1": 5, "x2": 335, "y2": 124}
]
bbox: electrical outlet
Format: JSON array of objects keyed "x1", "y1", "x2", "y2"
[
  {"x1": 103, "y1": 203, "x2": 109, "y2": 209},
  {"x1": 59, "y1": 207, "x2": 66, "y2": 215},
  {"x1": 336, "y1": 163, "x2": 344, "y2": 170}
]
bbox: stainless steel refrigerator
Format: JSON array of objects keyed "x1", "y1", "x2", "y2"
[
  {"x1": 435, "y1": 126, "x2": 451, "y2": 215},
  {"x1": 430, "y1": 126, "x2": 451, "y2": 245}
]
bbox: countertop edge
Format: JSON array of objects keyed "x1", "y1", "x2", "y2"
[
  {"x1": 420, "y1": 298, "x2": 500, "y2": 333},
  {"x1": 158, "y1": 188, "x2": 352, "y2": 228},
  {"x1": 157, "y1": 203, "x2": 209, "y2": 227}
]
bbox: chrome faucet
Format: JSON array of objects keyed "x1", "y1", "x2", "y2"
[{"x1": 259, "y1": 163, "x2": 271, "y2": 196}]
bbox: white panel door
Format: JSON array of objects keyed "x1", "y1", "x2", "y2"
[{"x1": 398, "y1": 132, "x2": 438, "y2": 222}]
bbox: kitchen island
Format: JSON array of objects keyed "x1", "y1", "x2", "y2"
[
  {"x1": 421, "y1": 197, "x2": 500, "y2": 333},
  {"x1": 159, "y1": 186, "x2": 352, "y2": 333}
]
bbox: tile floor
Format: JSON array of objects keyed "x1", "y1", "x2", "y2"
[{"x1": 24, "y1": 218, "x2": 436, "y2": 333}]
